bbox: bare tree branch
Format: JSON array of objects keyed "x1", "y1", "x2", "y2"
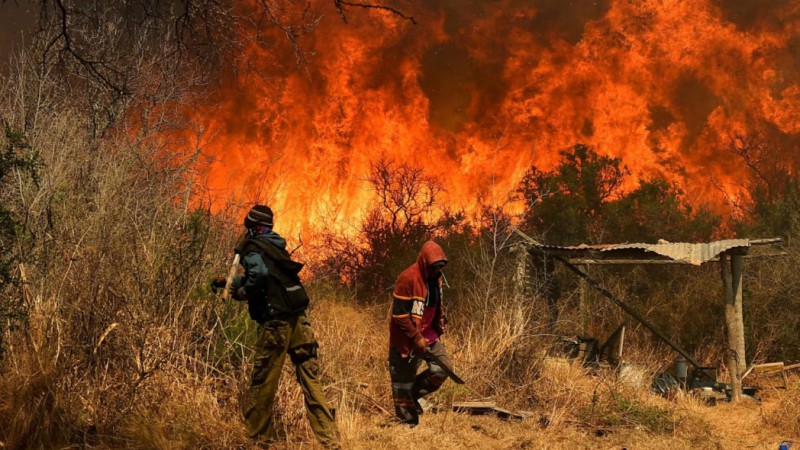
[{"x1": 333, "y1": 0, "x2": 416, "y2": 24}]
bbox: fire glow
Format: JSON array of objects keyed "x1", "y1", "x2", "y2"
[{"x1": 196, "y1": 0, "x2": 800, "y2": 234}]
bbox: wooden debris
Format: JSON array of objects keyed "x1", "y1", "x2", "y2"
[
  {"x1": 692, "y1": 387, "x2": 728, "y2": 405},
  {"x1": 452, "y1": 401, "x2": 532, "y2": 420},
  {"x1": 596, "y1": 324, "x2": 626, "y2": 366},
  {"x1": 753, "y1": 362, "x2": 785, "y2": 373},
  {"x1": 782, "y1": 362, "x2": 800, "y2": 372},
  {"x1": 743, "y1": 362, "x2": 798, "y2": 389}
]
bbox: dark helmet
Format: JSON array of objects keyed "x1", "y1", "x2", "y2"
[{"x1": 244, "y1": 204, "x2": 274, "y2": 229}]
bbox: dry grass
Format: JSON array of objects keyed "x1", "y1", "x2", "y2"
[
  {"x1": 2, "y1": 260, "x2": 798, "y2": 449},
  {"x1": 762, "y1": 376, "x2": 800, "y2": 438}
]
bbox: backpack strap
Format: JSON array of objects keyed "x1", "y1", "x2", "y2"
[
  {"x1": 236, "y1": 237, "x2": 310, "y2": 319},
  {"x1": 244, "y1": 238, "x2": 305, "y2": 276}
]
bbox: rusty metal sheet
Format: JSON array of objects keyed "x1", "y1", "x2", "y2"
[
  {"x1": 635, "y1": 239, "x2": 750, "y2": 265},
  {"x1": 529, "y1": 239, "x2": 752, "y2": 265}
]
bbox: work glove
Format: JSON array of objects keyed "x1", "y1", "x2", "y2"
[
  {"x1": 412, "y1": 333, "x2": 429, "y2": 355},
  {"x1": 210, "y1": 276, "x2": 226, "y2": 293},
  {"x1": 229, "y1": 284, "x2": 246, "y2": 301}
]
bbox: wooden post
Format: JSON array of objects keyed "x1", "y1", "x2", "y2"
[
  {"x1": 513, "y1": 244, "x2": 529, "y2": 300},
  {"x1": 721, "y1": 253, "x2": 745, "y2": 400},
  {"x1": 579, "y1": 266, "x2": 588, "y2": 336},
  {"x1": 730, "y1": 254, "x2": 747, "y2": 378},
  {"x1": 543, "y1": 256, "x2": 560, "y2": 333}
]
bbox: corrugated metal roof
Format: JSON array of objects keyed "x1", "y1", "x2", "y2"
[{"x1": 532, "y1": 239, "x2": 752, "y2": 265}]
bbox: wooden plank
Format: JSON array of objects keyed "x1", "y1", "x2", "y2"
[
  {"x1": 749, "y1": 238, "x2": 783, "y2": 245},
  {"x1": 452, "y1": 402, "x2": 531, "y2": 420},
  {"x1": 753, "y1": 362, "x2": 785, "y2": 373},
  {"x1": 454, "y1": 401, "x2": 496, "y2": 408},
  {"x1": 783, "y1": 362, "x2": 800, "y2": 371}
]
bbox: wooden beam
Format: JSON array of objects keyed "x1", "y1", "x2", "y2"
[
  {"x1": 569, "y1": 259, "x2": 692, "y2": 265},
  {"x1": 749, "y1": 238, "x2": 783, "y2": 245},
  {"x1": 555, "y1": 256, "x2": 707, "y2": 372},
  {"x1": 579, "y1": 265, "x2": 588, "y2": 335},
  {"x1": 753, "y1": 362, "x2": 785, "y2": 373}
]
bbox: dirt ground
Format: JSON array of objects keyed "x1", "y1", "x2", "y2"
[{"x1": 266, "y1": 394, "x2": 794, "y2": 450}]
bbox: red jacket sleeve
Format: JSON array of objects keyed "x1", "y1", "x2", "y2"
[{"x1": 391, "y1": 281, "x2": 425, "y2": 338}]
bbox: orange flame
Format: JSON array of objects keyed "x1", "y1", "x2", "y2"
[{"x1": 195, "y1": 0, "x2": 800, "y2": 235}]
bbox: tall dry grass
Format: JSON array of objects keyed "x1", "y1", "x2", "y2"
[{"x1": 762, "y1": 376, "x2": 800, "y2": 438}]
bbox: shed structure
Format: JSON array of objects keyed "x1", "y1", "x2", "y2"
[{"x1": 512, "y1": 229, "x2": 784, "y2": 401}]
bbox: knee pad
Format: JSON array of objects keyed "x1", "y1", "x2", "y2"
[{"x1": 289, "y1": 343, "x2": 318, "y2": 365}]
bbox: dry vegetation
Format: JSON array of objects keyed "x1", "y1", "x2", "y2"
[{"x1": 2, "y1": 7, "x2": 800, "y2": 450}]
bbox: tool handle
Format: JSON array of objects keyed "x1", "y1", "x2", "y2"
[{"x1": 222, "y1": 254, "x2": 240, "y2": 300}]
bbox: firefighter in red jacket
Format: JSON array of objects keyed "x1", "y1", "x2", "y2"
[{"x1": 388, "y1": 240, "x2": 454, "y2": 425}]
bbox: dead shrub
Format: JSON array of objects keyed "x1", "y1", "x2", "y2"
[{"x1": 0, "y1": 366, "x2": 71, "y2": 450}]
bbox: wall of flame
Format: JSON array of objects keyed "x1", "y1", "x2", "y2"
[{"x1": 196, "y1": 0, "x2": 800, "y2": 236}]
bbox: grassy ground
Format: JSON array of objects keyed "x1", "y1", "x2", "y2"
[
  {"x1": 127, "y1": 298, "x2": 800, "y2": 449},
  {"x1": 2, "y1": 283, "x2": 799, "y2": 449},
  {"x1": 244, "y1": 393, "x2": 794, "y2": 449}
]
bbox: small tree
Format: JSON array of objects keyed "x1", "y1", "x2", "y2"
[
  {"x1": 603, "y1": 178, "x2": 719, "y2": 243},
  {"x1": 517, "y1": 144, "x2": 628, "y2": 245},
  {"x1": 729, "y1": 131, "x2": 800, "y2": 239},
  {"x1": 320, "y1": 157, "x2": 463, "y2": 301}
]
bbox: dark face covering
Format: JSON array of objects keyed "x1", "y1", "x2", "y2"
[{"x1": 428, "y1": 261, "x2": 446, "y2": 281}]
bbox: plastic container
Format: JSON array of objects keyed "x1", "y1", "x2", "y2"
[{"x1": 674, "y1": 357, "x2": 688, "y2": 380}]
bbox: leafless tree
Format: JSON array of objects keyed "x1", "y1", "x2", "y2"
[{"x1": 366, "y1": 157, "x2": 443, "y2": 235}]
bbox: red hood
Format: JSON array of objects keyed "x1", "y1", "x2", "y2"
[
  {"x1": 394, "y1": 240, "x2": 448, "y2": 302},
  {"x1": 390, "y1": 240, "x2": 448, "y2": 354},
  {"x1": 416, "y1": 240, "x2": 448, "y2": 280}
]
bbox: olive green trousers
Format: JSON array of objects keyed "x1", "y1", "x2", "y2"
[{"x1": 243, "y1": 312, "x2": 339, "y2": 447}]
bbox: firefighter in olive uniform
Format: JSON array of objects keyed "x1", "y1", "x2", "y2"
[{"x1": 221, "y1": 205, "x2": 339, "y2": 447}]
